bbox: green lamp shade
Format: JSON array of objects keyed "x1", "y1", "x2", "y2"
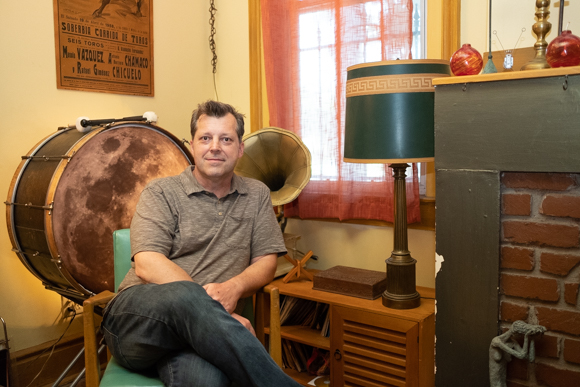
[{"x1": 344, "y1": 59, "x2": 450, "y2": 163}]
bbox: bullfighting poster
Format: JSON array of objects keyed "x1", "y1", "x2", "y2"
[{"x1": 53, "y1": 0, "x2": 154, "y2": 96}]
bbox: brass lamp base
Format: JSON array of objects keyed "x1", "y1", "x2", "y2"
[
  {"x1": 382, "y1": 256, "x2": 421, "y2": 309},
  {"x1": 382, "y1": 163, "x2": 421, "y2": 310},
  {"x1": 383, "y1": 292, "x2": 421, "y2": 309}
]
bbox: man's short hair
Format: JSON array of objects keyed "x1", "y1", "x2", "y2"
[{"x1": 190, "y1": 100, "x2": 245, "y2": 142}]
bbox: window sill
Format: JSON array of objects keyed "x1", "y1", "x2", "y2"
[{"x1": 288, "y1": 197, "x2": 435, "y2": 231}]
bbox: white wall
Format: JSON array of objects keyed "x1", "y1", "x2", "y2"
[
  {"x1": 0, "y1": 0, "x2": 249, "y2": 352},
  {"x1": 461, "y1": 0, "x2": 580, "y2": 55}
]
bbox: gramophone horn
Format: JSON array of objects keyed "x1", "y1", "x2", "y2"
[{"x1": 235, "y1": 127, "x2": 311, "y2": 206}]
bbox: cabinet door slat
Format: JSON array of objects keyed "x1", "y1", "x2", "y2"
[
  {"x1": 343, "y1": 321, "x2": 408, "y2": 344},
  {"x1": 344, "y1": 369, "x2": 406, "y2": 387},
  {"x1": 343, "y1": 344, "x2": 407, "y2": 368},
  {"x1": 344, "y1": 333, "x2": 407, "y2": 356},
  {"x1": 345, "y1": 352, "x2": 406, "y2": 378}
]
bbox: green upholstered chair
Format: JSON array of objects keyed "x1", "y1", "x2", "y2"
[
  {"x1": 83, "y1": 229, "x2": 257, "y2": 386},
  {"x1": 83, "y1": 229, "x2": 164, "y2": 386}
]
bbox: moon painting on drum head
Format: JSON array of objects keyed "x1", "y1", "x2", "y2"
[{"x1": 51, "y1": 124, "x2": 192, "y2": 294}]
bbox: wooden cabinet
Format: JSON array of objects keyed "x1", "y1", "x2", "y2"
[{"x1": 256, "y1": 275, "x2": 435, "y2": 386}]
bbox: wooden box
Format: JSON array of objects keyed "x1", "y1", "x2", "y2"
[{"x1": 312, "y1": 265, "x2": 387, "y2": 300}]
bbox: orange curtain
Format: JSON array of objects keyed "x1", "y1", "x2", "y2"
[{"x1": 261, "y1": 0, "x2": 420, "y2": 223}]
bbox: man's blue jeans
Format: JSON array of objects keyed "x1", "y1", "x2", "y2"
[{"x1": 102, "y1": 281, "x2": 300, "y2": 387}]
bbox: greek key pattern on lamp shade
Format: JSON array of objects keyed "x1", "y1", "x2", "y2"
[{"x1": 346, "y1": 73, "x2": 440, "y2": 97}]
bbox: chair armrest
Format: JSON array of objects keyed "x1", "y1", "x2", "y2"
[
  {"x1": 85, "y1": 291, "x2": 116, "y2": 307},
  {"x1": 263, "y1": 286, "x2": 282, "y2": 367},
  {"x1": 83, "y1": 290, "x2": 115, "y2": 387}
]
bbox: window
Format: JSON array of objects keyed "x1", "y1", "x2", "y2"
[
  {"x1": 261, "y1": 0, "x2": 423, "y2": 222},
  {"x1": 297, "y1": 0, "x2": 426, "y2": 183}
]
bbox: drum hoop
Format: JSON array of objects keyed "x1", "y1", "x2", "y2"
[
  {"x1": 5, "y1": 129, "x2": 70, "y2": 287},
  {"x1": 44, "y1": 127, "x2": 104, "y2": 296}
]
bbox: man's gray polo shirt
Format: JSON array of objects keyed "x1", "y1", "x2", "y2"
[{"x1": 117, "y1": 166, "x2": 286, "y2": 292}]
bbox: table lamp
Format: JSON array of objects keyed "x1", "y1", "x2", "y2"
[{"x1": 343, "y1": 59, "x2": 450, "y2": 309}]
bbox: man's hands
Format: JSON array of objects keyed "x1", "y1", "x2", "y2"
[
  {"x1": 203, "y1": 254, "x2": 277, "y2": 312},
  {"x1": 203, "y1": 280, "x2": 243, "y2": 314},
  {"x1": 204, "y1": 253, "x2": 277, "y2": 335},
  {"x1": 204, "y1": 281, "x2": 256, "y2": 336}
]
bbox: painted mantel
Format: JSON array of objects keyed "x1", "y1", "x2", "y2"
[{"x1": 433, "y1": 67, "x2": 580, "y2": 386}]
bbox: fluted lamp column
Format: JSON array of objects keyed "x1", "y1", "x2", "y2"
[{"x1": 343, "y1": 59, "x2": 450, "y2": 309}]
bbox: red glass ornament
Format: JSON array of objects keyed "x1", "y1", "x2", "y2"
[
  {"x1": 546, "y1": 30, "x2": 580, "y2": 68},
  {"x1": 450, "y1": 44, "x2": 483, "y2": 76}
]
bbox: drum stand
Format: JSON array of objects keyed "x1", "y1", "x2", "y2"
[
  {"x1": 44, "y1": 291, "x2": 106, "y2": 387},
  {"x1": 51, "y1": 341, "x2": 106, "y2": 387}
]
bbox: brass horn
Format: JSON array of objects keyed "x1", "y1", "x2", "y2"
[{"x1": 235, "y1": 127, "x2": 311, "y2": 230}]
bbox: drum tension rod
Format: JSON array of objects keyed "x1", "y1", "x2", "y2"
[
  {"x1": 21, "y1": 155, "x2": 73, "y2": 161},
  {"x1": 12, "y1": 248, "x2": 49, "y2": 257},
  {"x1": 4, "y1": 201, "x2": 53, "y2": 213}
]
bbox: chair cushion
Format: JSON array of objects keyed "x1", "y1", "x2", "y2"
[{"x1": 100, "y1": 357, "x2": 164, "y2": 387}]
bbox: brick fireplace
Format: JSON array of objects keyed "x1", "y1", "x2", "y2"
[
  {"x1": 501, "y1": 172, "x2": 580, "y2": 386},
  {"x1": 433, "y1": 69, "x2": 580, "y2": 386}
]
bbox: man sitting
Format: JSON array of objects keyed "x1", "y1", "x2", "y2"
[{"x1": 102, "y1": 100, "x2": 300, "y2": 386}]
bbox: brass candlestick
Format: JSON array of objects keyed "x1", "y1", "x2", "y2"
[{"x1": 521, "y1": 0, "x2": 552, "y2": 70}]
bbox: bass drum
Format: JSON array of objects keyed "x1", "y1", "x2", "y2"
[{"x1": 6, "y1": 122, "x2": 193, "y2": 300}]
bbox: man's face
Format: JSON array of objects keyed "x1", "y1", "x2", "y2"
[{"x1": 190, "y1": 113, "x2": 244, "y2": 183}]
